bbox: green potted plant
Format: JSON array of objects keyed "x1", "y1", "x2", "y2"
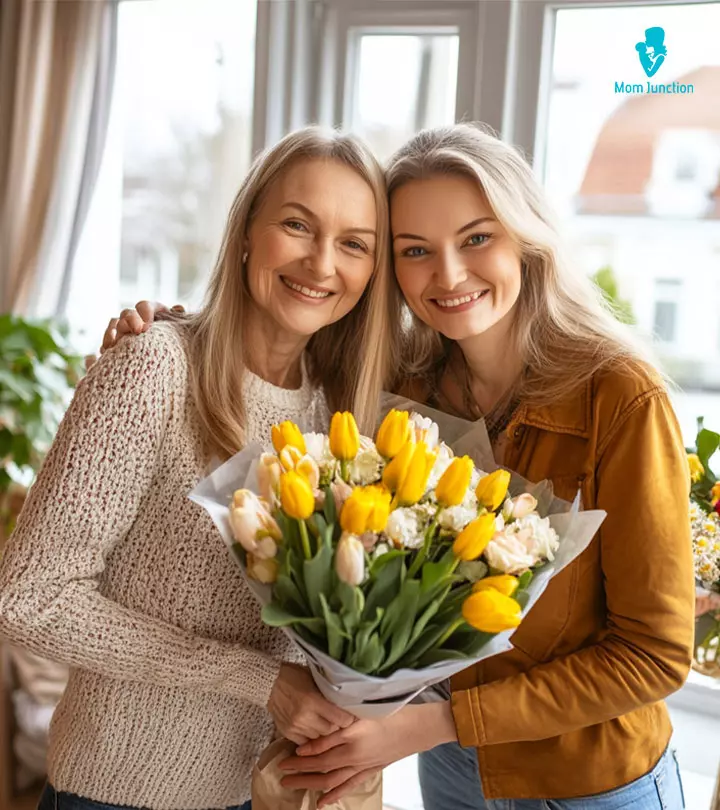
[{"x1": 0, "y1": 315, "x2": 84, "y2": 539}]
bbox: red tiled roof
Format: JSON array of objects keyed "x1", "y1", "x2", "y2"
[{"x1": 577, "y1": 66, "x2": 720, "y2": 214}]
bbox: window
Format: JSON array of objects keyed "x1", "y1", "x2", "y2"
[
  {"x1": 346, "y1": 33, "x2": 459, "y2": 161},
  {"x1": 653, "y1": 299, "x2": 679, "y2": 343},
  {"x1": 539, "y1": 1, "x2": 720, "y2": 448},
  {"x1": 68, "y1": 0, "x2": 257, "y2": 352}
]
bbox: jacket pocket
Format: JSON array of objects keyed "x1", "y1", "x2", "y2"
[{"x1": 510, "y1": 557, "x2": 580, "y2": 663}]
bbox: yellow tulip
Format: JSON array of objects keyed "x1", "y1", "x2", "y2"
[
  {"x1": 395, "y1": 442, "x2": 437, "y2": 507},
  {"x1": 272, "y1": 421, "x2": 306, "y2": 455},
  {"x1": 472, "y1": 575, "x2": 519, "y2": 598},
  {"x1": 687, "y1": 453, "x2": 704, "y2": 484},
  {"x1": 382, "y1": 439, "x2": 415, "y2": 492},
  {"x1": 279, "y1": 471, "x2": 315, "y2": 520},
  {"x1": 712, "y1": 482, "x2": 720, "y2": 507},
  {"x1": 376, "y1": 409, "x2": 412, "y2": 459},
  {"x1": 462, "y1": 588, "x2": 522, "y2": 633},
  {"x1": 329, "y1": 411, "x2": 360, "y2": 461},
  {"x1": 257, "y1": 453, "x2": 283, "y2": 504},
  {"x1": 279, "y1": 444, "x2": 303, "y2": 471},
  {"x1": 435, "y1": 455, "x2": 474, "y2": 508},
  {"x1": 452, "y1": 513, "x2": 496, "y2": 561},
  {"x1": 340, "y1": 486, "x2": 392, "y2": 535},
  {"x1": 475, "y1": 469, "x2": 511, "y2": 511}
]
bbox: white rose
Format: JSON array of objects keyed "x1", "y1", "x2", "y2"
[
  {"x1": 348, "y1": 442, "x2": 384, "y2": 485},
  {"x1": 303, "y1": 432, "x2": 330, "y2": 462},
  {"x1": 439, "y1": 505, "x2": 477, "y2": 533},
  {"x1": 484, "y1": 531, "x2": 536, "y2": 575},
  {"x1": 410, "y1": 413, "x2": 440, "y2": 449},
  {"x1": 385, "y1": 507, "x2": 427, "y2": 549},
  {"x1": 509, "y1": 493, "x2": 538, "y2": 520},
  {"x1": 427, "y1": 443, "x2": 455, "y2": 490},
  {"x1": 506, "y1": 514, "x2": 559, "y2": 564}
]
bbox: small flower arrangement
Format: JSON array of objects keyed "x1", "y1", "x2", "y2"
[{"x1": 687, "y1": 418, "x2": 720, "y2": 675}]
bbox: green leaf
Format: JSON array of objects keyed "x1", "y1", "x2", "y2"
[
  {"x1": 408, "y1": 584, "x2": 451, "y2": 648},
  {"x1": 416, "y1": 648, "x2": 469, "y2": 667},
  {"x1": 518, "y1": 570, "x2": 533, "y2": 590},
  {"x1": 303, "y1": 539, "x2": 333, "y2": 618},
  {"x1": 337, "y1": 580, "x2": 364, "y2": 634},
  {"x1": 0, "y1": 369, "x2": 37, "y2": 403},
  {"x1": 352, "y1": 631, "x2": 385, "y2": 674},
  {"x1": 319, "y1": 592, "x2": 348, "y2": 659},
  {"x1": 379, "y1": 579, "x2": 422, "y2": 672},
  {"x1": 697, "y1": 428, "x2": 720, "y2": 469},
  {"x1": 261, "y1": 602, "x2": 326, "y2": 636},
  {"x1": 347, "y1": 607, "x2": 384, "y2": 670},
  {"x1": 273, "y1": 572, "x2": 309, "y2": 615},
  {"x1": 369, "y1": 548, "x2": 407, "y2": 578},
  {"x1": 323, "y1": 485, "x2": 337, "y2": 526},
  {"x1": 363, "y1": 554, "x2": 404, "y2": 621}
]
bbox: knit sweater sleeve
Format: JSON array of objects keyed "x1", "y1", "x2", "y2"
[{"x1": 0, "y1": 328, "x2": 280, "y2": 708}]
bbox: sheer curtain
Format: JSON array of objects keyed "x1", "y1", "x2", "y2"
[{"x1": 0, "y1": 0, "x2": 118, "y2": 316}]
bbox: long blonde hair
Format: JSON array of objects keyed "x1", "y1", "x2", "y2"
[
  {"x1": 181, "y1": 127, "x2": 398, "y2": 459},
  {"x1": 385, "y1": 124, "x2": 661, "y2": 408}
]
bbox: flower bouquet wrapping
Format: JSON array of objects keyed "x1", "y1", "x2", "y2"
[
  {"x1": 687, "y1": 419, "x2": 720, "y2": 675},
  {"x1": 189, "y1": 395, "x2": 606, "y2": 808}
]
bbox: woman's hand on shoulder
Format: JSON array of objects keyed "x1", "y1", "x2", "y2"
[
  {"x1": 101, "y1": 302, "x2": 183, "y2": 354},
  {"x1": 85, "y1": 302, "x2": 186, "y2": 370}
]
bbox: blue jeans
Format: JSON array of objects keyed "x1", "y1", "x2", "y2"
[
  {"x1": 418, "y1": 742, "x2": 685, "y2": 810},
  {"x1": 38, "y1": 784, "x2": 251, "y2": 810}
]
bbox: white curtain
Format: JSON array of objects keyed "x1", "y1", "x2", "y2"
[{"x1": 0, "y1": 0, "x2": 118, "y2": 316}]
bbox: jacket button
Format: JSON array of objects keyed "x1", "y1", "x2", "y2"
[{"x1": 513, "y1": 426, "x2": 525, "y2": 440}]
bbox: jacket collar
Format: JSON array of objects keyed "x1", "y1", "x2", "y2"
[{"x1": 508, "y1": 379, "x2": 592, "y2": 438}]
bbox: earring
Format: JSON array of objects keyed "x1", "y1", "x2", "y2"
[{"x1": 242, "y1": 251, "x2": 248, "y2": 264}]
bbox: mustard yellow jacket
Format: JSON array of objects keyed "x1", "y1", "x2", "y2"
[{"x1": 428, "y1": 364, "x2": 694, "y2": 799}]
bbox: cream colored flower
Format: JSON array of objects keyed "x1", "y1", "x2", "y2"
[
  {"x1": 335, "y1": 532, "x2": 365, "y2": 585},
  {"x1": 385, "y1": 506, "x2": 426, "y2": 549},
  {"x1": 229, "y1": 490, "x2": 281, "y2": 560}
]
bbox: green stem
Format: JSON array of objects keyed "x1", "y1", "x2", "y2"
[
  {"x1": 435, "y1": 617, "x2": 465, "y2": 650},
  {"x1": 408, "y1": 515, "x2": 440, "y2": 579},
  {"x1": 298, "y1": 520, "x2": 312, "y2": 559},
  {"x1": 340, "y1": 460, "x2": 349, "y2": 482}
]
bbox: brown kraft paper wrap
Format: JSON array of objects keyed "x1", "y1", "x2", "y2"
[{"x1": 251, "y1": 739, "x2": 382, "y2": 810}]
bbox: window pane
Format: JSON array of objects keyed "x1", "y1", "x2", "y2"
[
  {"x1": 542, "y1": 3, "x2": 720, "y2": 445},
  {"x1": 67, "y1": 0, "x2": 257, "y2": 351},
  {"x1": 349, "y1": 33, "x2": 459, "y2": 161}
]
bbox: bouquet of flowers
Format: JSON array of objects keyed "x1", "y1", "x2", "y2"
[
  {"x1": 190, "y1": 398, "x2": 606, "y2": 809},
  {"x1": 687, "y1": 418, "x2": 720, "y2": 674}
]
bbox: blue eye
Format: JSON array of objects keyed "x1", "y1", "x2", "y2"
[
  {"x1": 403, "y1": 246, "x2": 428, "y2": 258},
  {"x1": 285, "y1": 220, "x2": 308, "y2": 232},
  {"x1": 345, "y1": 239, "x2": 366, "y2": 252},
  {"x1": 467, "y1": 233, "x2": 489, "y2": 246}
]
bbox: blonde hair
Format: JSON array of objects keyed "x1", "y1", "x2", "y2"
[
  {"x1": 178, "y1": 126, "x2": 397, "y2": 459},
  {"x1": 385, "y1": 124, "x2": 662, "y2": 409}
]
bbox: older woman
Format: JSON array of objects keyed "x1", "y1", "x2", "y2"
[
  {"x1": 0, "y1": 126, "x2": 397, "y2": 810},
  {"x1": 278, "y1": 125, "x2": 694, "y2": 810}
]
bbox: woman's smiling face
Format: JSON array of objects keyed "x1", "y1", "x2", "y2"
[
  {"x1": 245, "y1": 157, "x2": 378, "y2": 338},
  {"x1": 391, "y1": 173, "x2": 523, "y2": 341}
]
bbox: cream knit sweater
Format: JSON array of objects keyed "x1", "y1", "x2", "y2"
[{"x1": 0, "y1": 324, "x2": 330, "y2": 810}]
